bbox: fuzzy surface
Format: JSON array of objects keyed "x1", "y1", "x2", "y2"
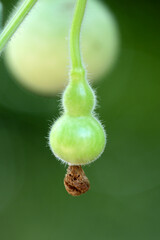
[{"x1": 49, "y1": 114, "x2": 106, "y2": 165}]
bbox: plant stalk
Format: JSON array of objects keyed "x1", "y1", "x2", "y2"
[
  {"x1": 70, "y1": 0, "x2": 87, "y2": 71},
  {"x1": 0, "y1": 0, "x2": 37, "y2": 53}
]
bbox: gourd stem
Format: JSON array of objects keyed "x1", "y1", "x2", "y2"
[
  {"x1": 70, "y1": 0, "x2": 87, "y2": 71},
  {"x1": 0, "y1": 0, "x2": 37, "y2": 54}
]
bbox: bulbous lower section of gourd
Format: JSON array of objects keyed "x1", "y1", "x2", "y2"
[
  {"x1": 49, "y1": 115, "x2": 106, "y2": 165},
  {"x1": 5, "y1": 0, "x2": 120, "y2": 95}
]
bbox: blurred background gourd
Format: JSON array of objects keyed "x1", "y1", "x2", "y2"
[{"x1": 5, "y1": 0, "x2": 120, "y2": 95}]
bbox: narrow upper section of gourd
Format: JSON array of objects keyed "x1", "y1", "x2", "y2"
[{"x1": 63, "y1": 67, "x2": 95, "y2": 116}]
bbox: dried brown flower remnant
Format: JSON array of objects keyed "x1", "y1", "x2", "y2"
[{"x1": 64, "y1": 166, "x2": 90, "y2": 196}]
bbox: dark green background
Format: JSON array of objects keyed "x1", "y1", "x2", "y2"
[{"x1": 0, "y1": 0, "x2": 160, "y2": 239}]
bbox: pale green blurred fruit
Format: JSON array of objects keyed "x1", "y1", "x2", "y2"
[{"x1": 5, "y1": 0, "x2": 120, "y2": 95}]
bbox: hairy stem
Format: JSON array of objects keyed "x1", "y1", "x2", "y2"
[
  {"x1": 70, "y1": 0, "x2": 87, "y2": 71},
  {"x1": 0, "y1": 0, "x2": 37, "y2": 54}
]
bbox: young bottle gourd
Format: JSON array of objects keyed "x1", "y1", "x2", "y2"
[{"x1": 49, "y1": 68, "x2": 106, "y2": 165}]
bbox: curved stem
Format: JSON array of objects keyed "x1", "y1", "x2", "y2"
[
  {"x1": 0, "y1": 0, "x2": 37, "y2": 54},
  {"x1": 70, "y1": 0, "x2": 87, "y2": 71}
]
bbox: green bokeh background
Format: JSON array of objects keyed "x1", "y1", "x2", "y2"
[{"x1": 0, "y1": 0, "x2": 160, "y2": 239}]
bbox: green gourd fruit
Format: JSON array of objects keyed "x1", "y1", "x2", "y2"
[{"x1": 49, "y1": 68, "x2": 106, "y2": 165}]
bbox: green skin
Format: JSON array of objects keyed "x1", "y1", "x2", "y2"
[
  {"x1": 5, "y1": 0, "x2": 119, "y2": 95},
  {"x1": 49, "y1": 115, "x2": 106, "y2": 165},
  {"x1": 49, "y1": 0, "x2": 106, "y2": 165}
]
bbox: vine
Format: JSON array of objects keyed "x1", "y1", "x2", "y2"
[{"x1": 0, "y1": 0, "x2": 37, "y2": 53}]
